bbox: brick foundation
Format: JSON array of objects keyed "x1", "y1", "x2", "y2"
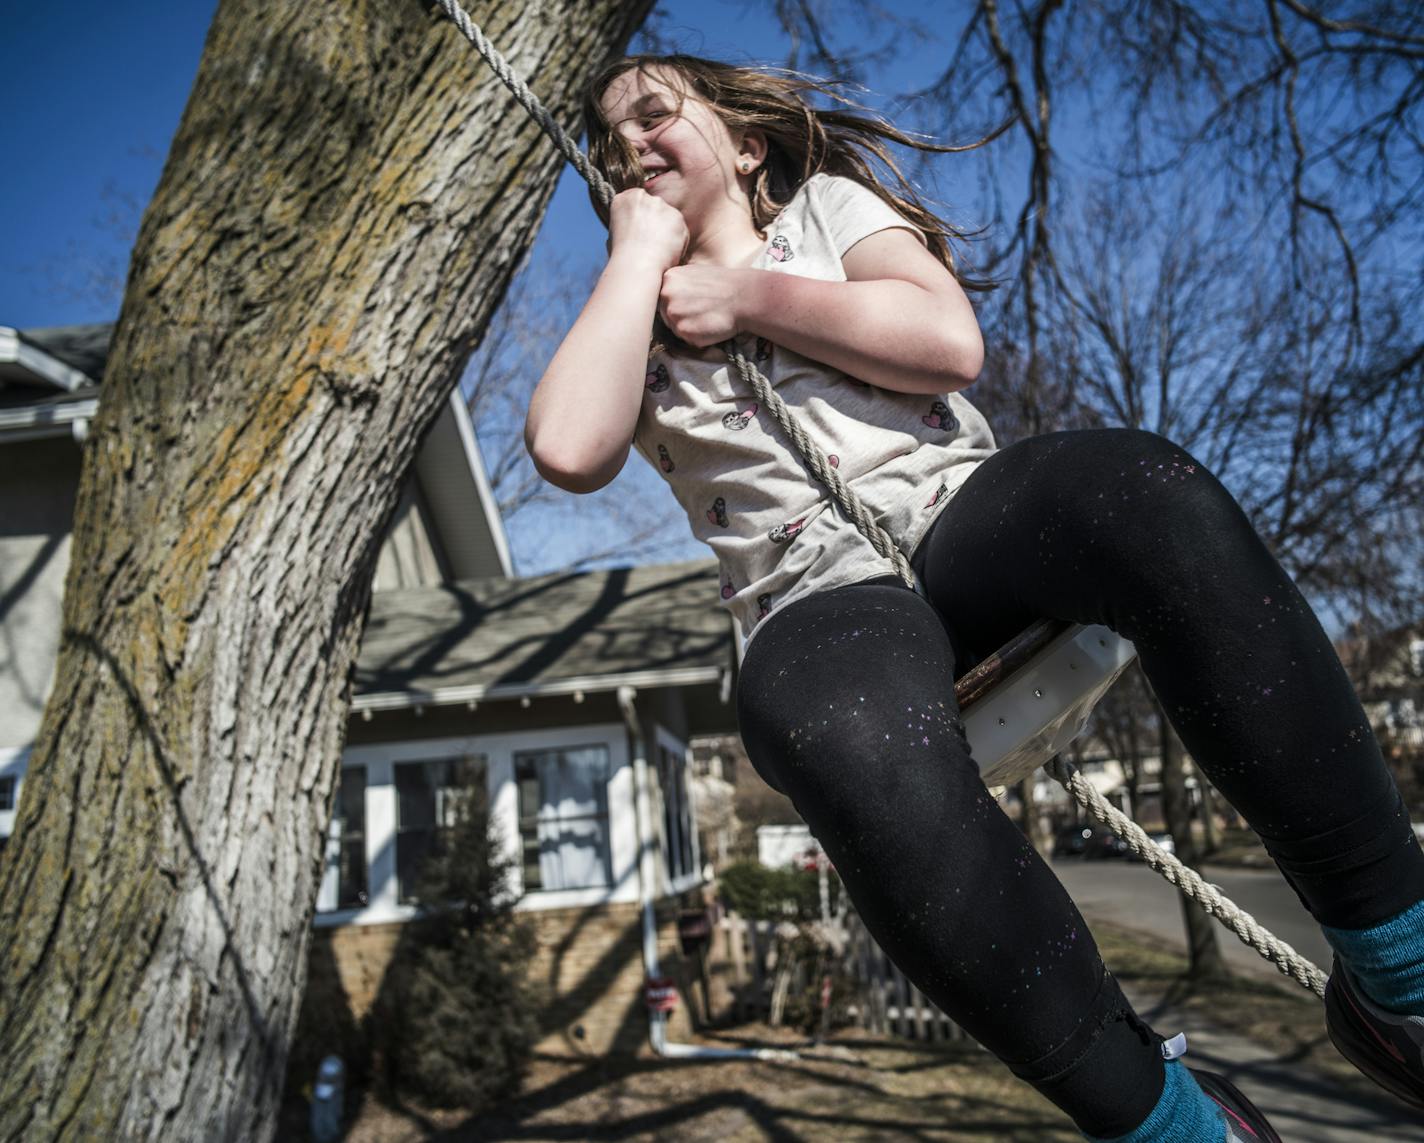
[{"x1": 305, "y1": 892, "x2": 724, "y2": 1061}]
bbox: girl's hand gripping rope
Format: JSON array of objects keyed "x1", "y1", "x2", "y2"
[
  {"x1": 658, "y1": 263, "x2": 745, "y2": 348},
  {"x1": 608, "y1": 187, "x2": 688, "y2": 274}
]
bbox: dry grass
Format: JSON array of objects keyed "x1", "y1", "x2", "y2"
[
  {"x1": 282, "y1": 921, "x2": 1371, "y2": 1141},
  {"x1": 1091, "y1": 920, "x2": 1377, "y2": 1100},
  {"x1": 313, "y1": 1024, "x2": 1081, "y2": 1141}
]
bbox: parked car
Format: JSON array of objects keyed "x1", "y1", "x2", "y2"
[
  {"x1": 1053, "y1": 825, "x2": 1095, "y2": 858},
  {"x1": 1083, "y1": 829, "x2": 1131, "y2": 860},
  {"x1": 1053, "y1": 825, "x2": 1129, "y2": 859}
]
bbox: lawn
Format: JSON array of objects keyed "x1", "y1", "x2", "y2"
[
  {"x1": 289, "y1": 920, "x2": 1358, "y2": 1142},
  {"x1": 326, "y1": 1026, "x2": 1080, "y2": 1141}
]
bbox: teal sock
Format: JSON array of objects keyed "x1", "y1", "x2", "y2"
[
  {"x1": 1089, "y1": 1061, "x2": 1223, "y2": 1142},
  {"x1": 1323, "y1": 897, "x2": 1424, "y2": 1015}
]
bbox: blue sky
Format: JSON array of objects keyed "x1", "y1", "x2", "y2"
[
  {"x1": 0, "y1": 1, "x2": 961, "y2": 330},
  {"x1": 0, "y1": 1, "x2": 972, "y2": 575},
  {"x1": 1, "y1": 3, "x2": 217, "y2": 327}
]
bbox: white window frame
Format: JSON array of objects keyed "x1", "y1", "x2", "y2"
[
  {"x1": 321, "y1": 724, "x2": 636, "y2": 928},
  {"x1": 653, "y1": 726, "x2": 703, "y2": 896},
  {"x1": 315, "y1": 763, "x2": 373, "y2": 914}
]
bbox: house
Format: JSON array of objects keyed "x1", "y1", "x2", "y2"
[
  {"x1": 1336, "y1": 623, "x2": 1424, "y2": 801},
  {"x1": 0, "y1": 322, "x2": 740, "y2": 1055}
]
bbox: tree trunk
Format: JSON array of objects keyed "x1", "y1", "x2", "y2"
[
  {"x1": 0, "y1": 2, "x2": 650, "y2": 1138},
  {"x1": 1017, "y1": 774, "x2": 1049, "y2": 856},
  {"x1": 1123, "y1": 691, "x2": 1141, "y2": 821},
  {"x1": 1195, "y1": 766, "x2": 1220, "y2": 855},
  {"x1": 1158, "y1": 704, "x2": 1227, "y2": 980}
]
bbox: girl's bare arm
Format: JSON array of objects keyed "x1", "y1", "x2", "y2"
[
  {"x1": 660, "y1": 227, "x2": 983, "y2": 395},
  {"x1": 525, "y1": 191, "x2": 686, "y2": 494}
]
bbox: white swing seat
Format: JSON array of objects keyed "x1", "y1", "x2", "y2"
[{"x1": 955, "y1": 623, "x2": 1137, "y2": 788}]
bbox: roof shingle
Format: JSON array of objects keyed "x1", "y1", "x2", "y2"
[{"x1": 354, "y1": 559, "x2": 732, "y2": 706}]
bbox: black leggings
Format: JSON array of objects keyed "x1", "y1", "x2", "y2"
[{"x1": 735, "y1": 429, "x2": 1424, "y2": 1136}]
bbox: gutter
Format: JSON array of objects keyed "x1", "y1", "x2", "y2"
[
  {"x1": 0, "y1": 326, "x2": 92, "y2": 392},
  {"x1": 0, "y1": 396, "x2": 98, "y2": 445},
  {"x1": 615, "y1": 685, "x2": 797, "y2": 1062},
  {"x1": 353, "y1": 664, "x2": 729, "y2": 714}
]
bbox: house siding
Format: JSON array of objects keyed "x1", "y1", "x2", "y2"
[
  {"x1": 0, "y1": 436, "x2": 79, "y2": 749},
  {"x1": 371, "y1": 478, "x2": 451, "y2": 592}
]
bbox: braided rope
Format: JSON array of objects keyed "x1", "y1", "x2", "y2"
[
  {"x1": 429, "y1": 0, "x2": 615, "y2": 205},
  {"x1": 1044, "y1": 757, "x2": 1328, "y2": 997},
  {"x1": 429, "y1": 0, "x2": 918, "y2": 590},
  {"x1": 431, "y1": 0, "x2": 1328, "y2": 994},
  {"x1": 725, "y1": 349, "x2": 916, "y2": 585}
]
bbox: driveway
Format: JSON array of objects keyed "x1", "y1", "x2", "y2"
[
  {"x1": 1054, "y1": 858, "x2": 1333, "y2": 985},
  {"x1": 1056, "y1": 857, "x2": 1424, "y2": 1140}
]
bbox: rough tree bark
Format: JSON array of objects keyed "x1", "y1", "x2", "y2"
[{"x1": 0, "y1": 1, "x2": 650, "y2": 1138}]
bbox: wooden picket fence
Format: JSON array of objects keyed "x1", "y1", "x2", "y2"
[
  {"x1": 841, "y1": 910, "x2": 968, "y2": 1043},
  {"x1": 717, "y1": 910, "x2": 968, "y2": 1043}
]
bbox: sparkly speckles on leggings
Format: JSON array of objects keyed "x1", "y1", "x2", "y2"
[{"x1": 735, "y1": 427, "x2": 1424, "y2": 1135}]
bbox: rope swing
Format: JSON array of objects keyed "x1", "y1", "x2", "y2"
[{"x1": 429, "y1": 0, "x2": 1328, "y2": 999}]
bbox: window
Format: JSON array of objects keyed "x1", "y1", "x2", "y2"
[
  {"x1": 515, "y1": 745, "x2": 611, "y2": 892},
  {"x1": 0, "y1": 776, "x2": 14, "y2": 812},
  {"x1": 318, "y1": 766, "x2": 367, "y2": 912},
  {"x1": 659, "y1": 743, "x2": 697, "y2": 883},
  {"x1": 395, "y1": 755, "x2": 487, "y2": 904}
]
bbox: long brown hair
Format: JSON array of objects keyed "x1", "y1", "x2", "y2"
[{"x1": 582, "y1": 54, "x2": 990, "y2": 295}]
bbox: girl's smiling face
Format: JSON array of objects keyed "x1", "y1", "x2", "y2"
[{"x1": 598, "y1": 65, "x2": 759, "y2": 234}]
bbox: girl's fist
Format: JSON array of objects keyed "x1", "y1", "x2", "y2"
[
  {"x1": 658, "y1": 264, "x2": 744, "y2": 348},
  {"x1": 608, "y1": 188, "x2": 688, "y2": 274}
]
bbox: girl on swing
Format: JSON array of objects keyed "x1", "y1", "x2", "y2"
[{"x1": 526, "y1": 53, "x2": 1424, "y2": 1141}]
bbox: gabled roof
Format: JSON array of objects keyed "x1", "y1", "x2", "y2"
[
  {"x1": 0, "y1": 320, "x2": 513, "y2": 579},
  {"x1": 353, "y1": 559, "x2": 732, "y2": 710},
  {"x1": 9, "y1": 324, "x2": 113, "y2": 384}
]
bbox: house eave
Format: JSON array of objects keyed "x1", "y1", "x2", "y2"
[
  {"x1": 447, "y1": 389, "x2": 514, "y2": 579},
  {"x1": 0, "y1": 396, "x2": 100, "y2": 444},
  {"x1": 352, "y1": 664, "x2": 730, "y2": 713},
  {"x1": 0, "y1": 327, "x2": 92, "y2": 392}
]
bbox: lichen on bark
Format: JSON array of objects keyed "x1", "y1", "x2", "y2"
[{"x1": 0, "y1": 2, "x2": 652, "y2": 1138}]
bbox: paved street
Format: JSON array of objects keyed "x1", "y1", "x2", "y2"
[
  {"x1": 1054, "y1": 857, "x2": 1424, "y2": 1140},
  {"x1": 1053, "y1": 858, "x2": 1333, "y2": 985}
]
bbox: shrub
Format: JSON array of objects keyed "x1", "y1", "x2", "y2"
[
  {"x1": 368, "y1": 780, "x2": 537, "y2": 1111},
  {"x1": 718, "y1": 859, "x2": 858, "y2": 1035},
  {"x1": 717, "y1": 859, "x2": 840, "y2": 920}
]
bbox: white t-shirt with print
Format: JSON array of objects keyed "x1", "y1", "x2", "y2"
[{"x1": 632, "y1": 171, "x2": 997, "y2": 647}]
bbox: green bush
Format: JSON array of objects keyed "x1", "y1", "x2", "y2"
[
  {"x1": 368, "y1": 782, "x2": 537, "y2": 1111},
  {"x1": 718, "y1": 859, "x2": 842, "y2": 920},
  {"x1": 718, "y1": 861, "x2": 857, "y2": 1035}
]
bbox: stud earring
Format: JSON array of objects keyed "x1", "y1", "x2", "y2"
[{"x1": 740, "y1": 161, "x2": 751, "y2": 172}]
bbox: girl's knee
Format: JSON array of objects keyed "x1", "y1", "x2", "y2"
[{"x1": 1044, "y1": 429, "x2": 1246, "y2": 547}]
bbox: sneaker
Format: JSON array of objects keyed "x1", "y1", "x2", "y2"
[
  {"x1": 1191, "y1": 1069, "x2": 1283, "y2": 1142},
  {"x1": 1324, "y1": 955, "x2": 1424, "y2": 1112}
]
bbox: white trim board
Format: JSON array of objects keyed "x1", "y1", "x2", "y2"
[
  {"x1": 0, "y1": 327, "x2": 91, "y2": 392},
  {"x1": 353, "y1": 664, "x2": 728, "y2": 713}
]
